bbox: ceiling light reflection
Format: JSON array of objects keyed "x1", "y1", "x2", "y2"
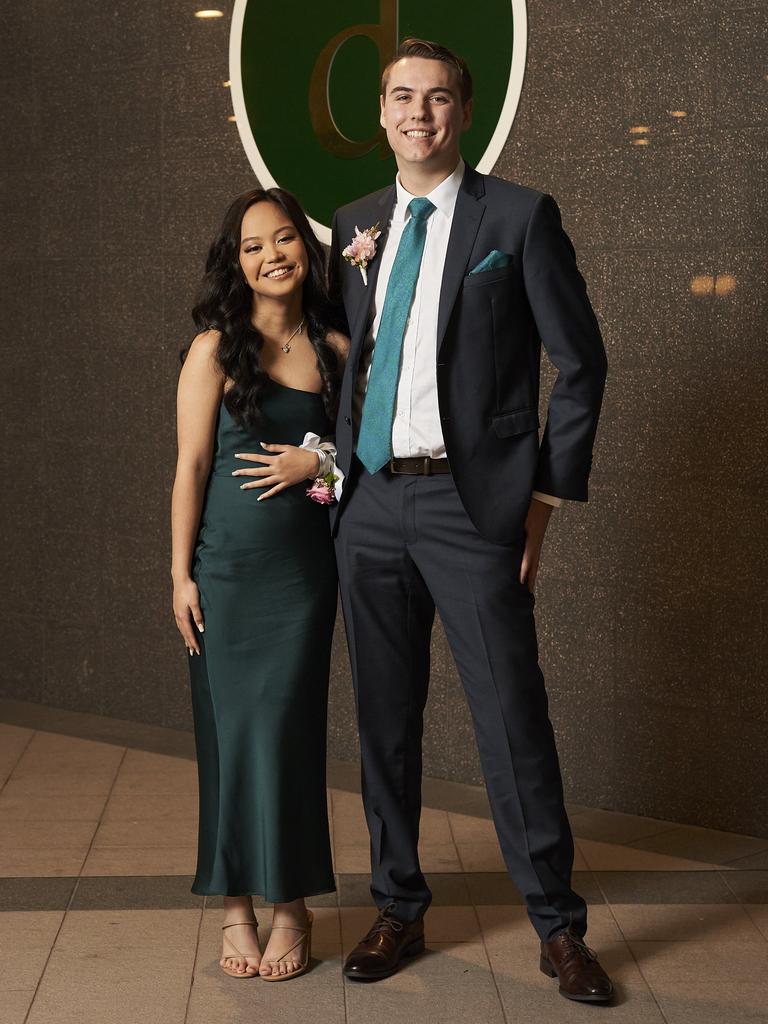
[{"x1": 195, "y1": 9, "x2": 224, "y2": 18}]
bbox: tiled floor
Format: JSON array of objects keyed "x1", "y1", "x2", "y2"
[{"x1": 1, "y1": 704, "x2": 767, "y2": 1024}]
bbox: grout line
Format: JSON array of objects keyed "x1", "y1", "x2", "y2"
[
  {"x1": 0, "y1": 726, "x2": 37, "y2": 796},
  {"x1": 183, "y1": 902, "x2": 205, "y2": 1024},
  {"x1": 593, "y1": 875, "x2": 671, "y2": 1024},
  {"x1": 74, "y1": 746, "x2": 129, "y2": 884},
  {"x1": 472, "y1": 903, "x2": 510, "y2": 1024}
]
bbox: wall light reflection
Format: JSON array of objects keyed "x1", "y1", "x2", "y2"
[
  {"x1": 689, "y1": 274, "x2": 737, "y2": 296},
  {"x1": 195, "y1": 9, "x2": 224, "y2": 18}
]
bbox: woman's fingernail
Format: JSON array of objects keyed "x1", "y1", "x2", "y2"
[
  {"x1": 188, "y1": 649, "x2": 193, "y2": 657},
  {"x1": 234, "y1": 454, "x2": 242, "y2": 459},
  {"x1": 197, "y1": 623, "x2": 205, "y2": 633},
  {"x1": 240, "y1": 484, "x2": 246, "y2": 489}
]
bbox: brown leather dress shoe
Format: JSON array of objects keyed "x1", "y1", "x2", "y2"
[
  {"x1": 343, "y1": 902, "x2": 425, "y2": 981},
  {"x1": 540, "y1": 928, "x2": 614, "y2": 1003}
]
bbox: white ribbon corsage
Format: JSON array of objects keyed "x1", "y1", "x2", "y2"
[
  {"x1": 341, "y1": 223, "x2": 381, "y2": 286},
  {"x1": 300, "y1": 432, "x2": 345, "y2": 503}
]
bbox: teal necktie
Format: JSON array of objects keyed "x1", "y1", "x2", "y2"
[{"x1": 356, "y1": 197, "x2": 436, "y2": 474}]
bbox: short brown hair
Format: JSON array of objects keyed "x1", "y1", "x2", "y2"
[{"x1": 381, "y1": 38, "x2": 473, "y2": 104}]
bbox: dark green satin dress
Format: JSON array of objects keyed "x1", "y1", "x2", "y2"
[{"x1": 188, "y1": 380, "x2": 337, "y2": 901}]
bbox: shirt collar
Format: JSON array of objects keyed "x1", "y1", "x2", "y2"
[{"x1": 392, "y1": 158, "x2": 465, "y2": 223}]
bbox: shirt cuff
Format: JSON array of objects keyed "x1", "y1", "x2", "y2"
[{"x1": 532, "y1": 490, "x2": 563, "y2": 509}]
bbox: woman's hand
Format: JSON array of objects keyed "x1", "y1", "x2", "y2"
[
  {"x1": 232, "y1": 443, "x2": 319, "y2": 501},
  {"x1": 173, "y1": 576, "x2": 205, "y2": 655}
]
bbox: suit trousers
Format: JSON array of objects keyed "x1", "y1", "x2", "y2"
[{"x1": 334, "y1": 460, "x2": 588, "y2": 943}]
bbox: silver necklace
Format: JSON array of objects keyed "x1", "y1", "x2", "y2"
[{"x1": 281, "y1": 317, "x2": 305, "y2": 354}]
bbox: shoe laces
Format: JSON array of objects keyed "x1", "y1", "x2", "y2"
[
  {"x1": 559, "y1": 929, "x2": 597, "y2": 964},
  {"x1": 365, "y1": 901, "x2": 404, "y2": 938}
]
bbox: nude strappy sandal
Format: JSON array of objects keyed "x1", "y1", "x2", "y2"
[
  {"x1": 220, "y1": 920, "x2": 261, "y2": 978},
  {"x1": 260, "y1": 909, "x2": 314, "y2": 982}
]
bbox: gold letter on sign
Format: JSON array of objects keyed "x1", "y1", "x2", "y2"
[{"x1": 309, "y1": 0, "x2": 398, "y2": 159}]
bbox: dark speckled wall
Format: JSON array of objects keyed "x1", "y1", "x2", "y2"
[{"x1": 1, "y1": 1, "x2": 766, "y2": 836}]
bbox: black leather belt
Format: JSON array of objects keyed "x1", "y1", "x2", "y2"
[{"x1": 387, "y1": 457, "x2": 451, "y2": 475}]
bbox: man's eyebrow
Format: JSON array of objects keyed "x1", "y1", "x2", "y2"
[{"x1": 390, "y1": 85, "x2": 453, "y2": 95}]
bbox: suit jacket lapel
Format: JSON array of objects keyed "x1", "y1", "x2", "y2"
[
  {"x1": 347, "y1": 185, "x2": 397, "y2": 374},
  {"x1": 436, "y1": 165, "x2": 486, "y2": 355}
]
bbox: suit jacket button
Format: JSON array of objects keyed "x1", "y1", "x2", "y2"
[
  {"x1": 441, "y1": 415, "x2": 450, "y2": 423},
  {"x1": 345, "y1": 416, "x2": 352, "y2": 425}
]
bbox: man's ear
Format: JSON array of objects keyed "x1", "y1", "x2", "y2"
[
  {"x1": 462, "y1": 98, "x2": 473, "y2": 132},
  {"x1": 379, "y1": 92, "x2": 386, "y2": 129}
]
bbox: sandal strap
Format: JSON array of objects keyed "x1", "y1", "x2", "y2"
[
  {"x1": 222, "y1": 921, "x2": 260, "y2": 959},
  {"x1": 264, "y1": 914, "x2": 312, "y2": 963}
]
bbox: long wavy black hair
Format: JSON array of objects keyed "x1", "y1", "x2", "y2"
[{"x1": 189, "y1": 187, "x2": 343, "y2": 428}]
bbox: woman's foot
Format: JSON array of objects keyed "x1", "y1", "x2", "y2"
[
  {"x1": 259, "y1": 900, "x2": 312, "y2": 979},
  {"x1": 221, "y1": 896, "x2": 261, "y2": 977}
]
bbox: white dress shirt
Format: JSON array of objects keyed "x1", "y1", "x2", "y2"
[{"x1": 353, "y1": 159, "x2": 561, "y2": 509}]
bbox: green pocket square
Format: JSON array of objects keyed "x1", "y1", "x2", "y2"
[{"x1": 469, "y1": 249, "x2": 511, "y2": 275}]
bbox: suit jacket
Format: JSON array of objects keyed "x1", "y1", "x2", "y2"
[{"x1": 328, "y1": 162, "x2": 607, "y2": 545}]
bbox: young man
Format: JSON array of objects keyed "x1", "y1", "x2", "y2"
[{"x1": 329, "y1": 39, "x2": 612, "y2": 1002}]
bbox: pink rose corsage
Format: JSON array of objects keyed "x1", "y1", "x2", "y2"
[
  {"x1": 306, "y1": 471, "x2": 339, "y2": 505},
  {"x1": 341, "y1": 223, "x2": 381, "y2": 285}
]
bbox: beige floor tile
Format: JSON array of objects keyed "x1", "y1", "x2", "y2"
[
  {"x1": 91, "y1": 818, "x2": 197, "y2": 849},
  {"x1": 610, "y1": 903, "x2": 765, "y2": 942},
  {"x1": 187, "y1": 907, "x2": 345, "y2": 1024},
  {"x1": 343, "y1": 940, "x2": 506, "y2": 1024},
  {"x1": 81, "y1": 845, "x2": 197, "y2": 876},
  {"x1": 579, "y1": 839, "x2": 717, "y2": 871},
  {"x1": 26, "y1": 909, "x2": 199, "y2": 1024},
  {"x1": 0, "y1": 820, "x2": 97, "y2": 849},
  {"x1": 330, "y1": 817, "x2": 370, "y2": 844},
  {"x1": 330, "y1": 790, "x2": 367, "y2": 837},
  {"x1": 492, "y1": 941, "x2": 664, "y2": 1023},
  {"x1": 332, "y1": 843, "x2": 372, "y2": 873},
  {"x1": 1, "y1": 773, "x2": 115, "y2": 797},
  {"x1": 0, "y1": 848, "x2": 88, "y2": 877},
  {"x1": 424, "y1": 906, "x2": 481, "y2": 942},
  {"x1": 11, "y1": 732, "x2": 124, "y2": 779},
  {"x1": 0, "y1": 724, "x2": 33, "y2": 784},
  {"x1": 457, "y1": 842, "x2": 507, "y2": 872},
  {"x1": 572, "y1": 842, "x2": 588, "y2": 870},
  {"x1": 631, "y1": 825, "x2": 768, "y2": 867},
  {"x1": 628, "y1": 940, "x2": 768, "y2": 984},
  {"x1": 117, "y1": 749, "x2": 195, "y2": 776},
  {"x1": 418, "y1": 808, "x2": 453, "y2": 844},
  {"x1": 649, "y1": 981, "x2": 768, "y2": 1023},
  {"x1": 0, "y1": 911, "x2": 64, "y2": 991},
  {"x1": 0, "y1": 989, "x2": 37, "y2": 1024},
  {"x1": 744, "y1": 905, "x2": 768, "y2": 940},
  {"x1": 477, "y1": 904, "x2": 623, "y2": 948},
  {"x1": 0, "y1": 791, "x2": 106, "y2": 822},
  {"x1": 100, "y1": 792, "x2": 199, "y2": 822},
  {"x1": 418, "y1": 842, "x2": 462, "y2": 872},
  {"x1": 448, "y1": 811, "x2": 498, "y2": 844}
]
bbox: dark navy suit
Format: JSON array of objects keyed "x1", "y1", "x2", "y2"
[{"x1": 329, "y1": 163, "x2": 607, "y2": 942}]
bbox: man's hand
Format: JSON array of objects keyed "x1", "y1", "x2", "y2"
[
  {"x1": 520, "y1": 497, "x2": 554, "y2": 593},
  {"x1": 232, "y1": 443, "x2": 319, "y2": 501}
]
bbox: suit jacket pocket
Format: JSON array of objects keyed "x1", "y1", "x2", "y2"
[
  {"x1": 491, "y1": 407, "x2": 539, "y2": 437},
  {"x1": 462, "y1": 263, "x2": 517, "y2": 288}
]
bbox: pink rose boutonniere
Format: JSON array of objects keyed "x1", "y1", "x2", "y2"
[
  {"x1": 341, "y1": 223, "x2": 381, "y2": 285},
  {"x1": 306, "y1": 471, "x2": 339, "y2": 505}
]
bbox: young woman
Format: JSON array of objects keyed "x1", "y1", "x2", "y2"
[{"x1": 171, "y1": 188, "x2": 347, "y2": 981}]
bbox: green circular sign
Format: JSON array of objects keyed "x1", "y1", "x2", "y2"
[{"x1": 230, "y1": 1, "x2": 527, "y2": 243}]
